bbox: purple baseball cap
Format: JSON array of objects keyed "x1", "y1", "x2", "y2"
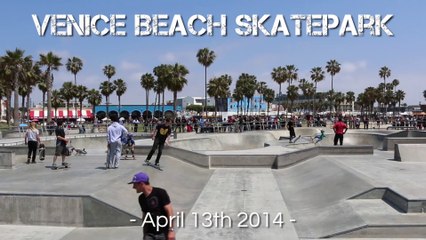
[{"x1": 128, "y1": 172, "x2": 149, "y2": 184}]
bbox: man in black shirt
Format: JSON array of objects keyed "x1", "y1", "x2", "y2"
[
  {"x1": 52, "y1": 120, "x2": 69, "y2": 169},
  {"x1": 145, "y1": 118, "x2": 172, "y2": 166},
  {"x1": 129, "y1": 172, "x2": 175, "y2": 240}
]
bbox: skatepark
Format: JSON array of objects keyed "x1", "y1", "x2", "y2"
[{"x1": 1, "y1": 127, "x2": 426, "y2": 239}]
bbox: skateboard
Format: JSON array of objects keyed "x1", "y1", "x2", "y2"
[
  {"x1": 38, "y1": 147, "x2": 45, "y2": 161},
  {"x1": 51, "y1": 163, "x2": 71, "y2": 170},
  {"x1": 290, "y1": 135, "x2": 301, "y2": 143},
  {"x1": 123, "y1": 156, "x2": 136, "y2": 160},
  {"x1": 143, "y1": 161, "x2": 163, "y2": 171}
]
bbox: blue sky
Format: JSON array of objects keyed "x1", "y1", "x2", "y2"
[{"x1": 1, "y1": 0, "x2": 425, "y2": 106}]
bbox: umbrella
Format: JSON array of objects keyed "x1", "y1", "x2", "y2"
[{"x1": 76, "y1": 118, "x2": 86, "y2": 122}]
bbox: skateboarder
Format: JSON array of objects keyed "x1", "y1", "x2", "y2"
[
  {"x1": 311, "y1": 129, "x2": 326, "y2": 144},
  {"x1": 128, "y1": 172, "x2": 176, "y2": 240},
  {"x1": 145, "y1": 118, "x2": 172, "y2": 167},
  {"x1": 124, "y1": 133, "x2": 135, "y2": 159},
  {"x1": 52, "y1": 120, "x2": 70, "y2": 169},
  {"x1": 287, "y1": 118, "x2": 296, "y2": 143}
]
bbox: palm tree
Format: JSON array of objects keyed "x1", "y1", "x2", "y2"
[
  {"x1": 140, "y1": 73, "x2": 155, "y2": 120},
  {"x1": 285, "y1": 65, "x2": 298, "y2": 86},
  {"x1": 38, "y1": 52, "x2": 62, "y2": 122},
  {"x1": 391, "y1": 79, "x2": 399, "y2": 92},
  {"x1": 102, "y1": 64, "x2": 116, "y2": 117},
  {"x1": 263, "y1": 88, "x2": 275, "y2": 116},
  {"x1": 66, "y1": 57, "x2": 83, "y2": 85},
  {"x1": 310, "y1": 67, "x2": 325, "y2": 114},
  {"x1": 168, "y1": 63, "x2": 189, "y2": 117},
  {"x1": 2, "y1": 48, "x2": 33, "y2": 125},
  {"x1": 59, "y1": 82, "x2": 76, "y2": 124},
  {"x1": 66, "y1": 57, "x2": 83, "y2": 114},
  {"x1": 379, "y1": 66, "x2": 391, "y2": 114},
  {"x1": 19, "y1": 60, "x2": 41, "y2": 122},
  {"x1": 287, "y1": 85, "x2": 299, "y2": 114},
  {"x1": 237, "y1": 73, "x2": 257, "y2": 114},
  {"x1": 87, "y1": 89, "x2": 102, "y2": 122},
  {"x1": 75, "y1": 85, "x2": 88, "y2": 119},
  {"x1": 345, "y1": 91, "x2": 355, "y2": 112},
  {"x1": 257, "y1": 81, "x2": 267, "y2": 114},
  {"x1": 153, "y1": 64, "x2": 171, "y2": 118},
  {"x1": 232, "y1": 86, "x2": 244, "y2": 115},
  {"x1": 196, "y1": 48, "x2": 216, "y2": 115},
  {"x1": 38, "y1": 79, "x2": 48, "y2": 122},
  {"x1": 113, "y1": 78, "x2": 127, "y2": 116},
  {"x1": 99, "y1": 81, "x2": 116, "y2": 118},
  {"x1": 51, "y1": 89, "x2": 64, "y2": 121},
  {"x1": 208, "y1": 74, "x2": 232, "y2": 117},
  {"x1": 271, "y1": 66, "x2": 287, "y2": 116},
  {"x1": 325, "y1": 60, "x2": 341, "y2": 92}
]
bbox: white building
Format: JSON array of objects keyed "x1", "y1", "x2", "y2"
[{"x1": 176, "y1": 96, "x2": 215, "y2": 110}]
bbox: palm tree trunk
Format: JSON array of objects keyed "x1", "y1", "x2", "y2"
[
  {"x1": 118, "y1": 96, "x2": 121, "y2": 117},
  {"x1": 7, "y1": 94, "x2": 12, "y2": 125},
  {"x1": 173, "y1": 91, "x2": 177, "y2": 118},
  {"x1": 26, "y1": 93, "x2": 31, "y2": 122},
  {"x1": 66, "y1": 100, "x2": 70, "y2": 124},
  {"x1": 161, "y1": 91, "x2": 165, "y2": 119},
  {"x1": 204, "y1": 66, "x2": 207, "y2": 115},
  {"x1": 42, "y1": 92, "x2": 46, "y2": 123},
  {"x1": 47, "y1": 73, "x2": 52, "y2": 123},
  {"x1": 13, "y1": 80, "x2": 20, "y2": 125},
  {"x1": 106, "y1": 95, "x2": 109, "y2": 119},
  {"x1": 145, "y1": 90, "x2": 149, "y2": 121},
  {"x1": 21, "y1": 95, "x2": 25, "y2": 122},
  {"x1": 79, "y1": 100, "x2": 83, "y2": 120}
]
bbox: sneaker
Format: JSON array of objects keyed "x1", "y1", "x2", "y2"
[
  {"x1": 62, "y1": 162, "x2": 69, "y2": 168},
  {"x1": 144, "y1": 159, "x2": 150, "y2": 163},
  {"x1": 52, "y1": 164, "x2": 57, "y2": 169},
  {"x1": 31, "y1": 161, "x2": 36, "y2": 164},
  {"x1": 154, "y1": 163, "x2": 160, "y2": 167}
]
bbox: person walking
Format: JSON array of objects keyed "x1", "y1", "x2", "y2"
[
  {"x1": 145, "y1": 118, "x2": 172, "y2": 167},
  {"x1": 52, "y1": 120, "x2": 69, "y2": 169},
  {"x1": 24, "y1": 120, "x2": 41, "y2": 164},
  {"x1": 287, "y1": 118, "x2": 296, "y2": 143},
  {"x1": 128, "y1": 172, "x2": 176, "y2": 240},
  {"x1": 333, "y1": 117, "x2": 348, "y2": 145},
  {"x1": 106, "y1": 114, "x2": 128, "y2": 169}
]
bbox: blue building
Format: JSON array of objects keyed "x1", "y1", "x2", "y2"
[
  {"x1": 227, "y1": 96, "x2": 267, "y2": 114},
  {"x1": 94, "y1": 105, "x2": 181, "y2": 119}
]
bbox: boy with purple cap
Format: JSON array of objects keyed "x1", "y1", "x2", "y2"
[{"x1": 129, "y1": 172, "x2": 176, "y2": 240}]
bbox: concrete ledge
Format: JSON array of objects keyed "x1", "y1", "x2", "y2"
[
  {"x1": 0, "y1": 194, "x2": 141, "y2": 227},
  {"x1": 210, "y1": 154, "x2": 276, "y2": 168},
  {"x1": 384, "y1": 137, "x2": 426, "y2": 151},
  {"x1": 0, "y1": 151, "x2": 15, "y2": 169},
  {"x1": 165, "y1": 147, "x2": 210, "y2": 168},
  {"x1": 276, "y1": 145, "x2": 373, "y2": 169},
  {"x1": 394, "y1": 144, "x2": 426, "y2": 161},
  {"x1": 350, "y1": 187, "x2": 426, "y2": 213}
]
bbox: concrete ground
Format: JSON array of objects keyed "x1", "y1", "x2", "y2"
[{"x1": 1, "y1": 128, "x2": 426, "y2": 239}]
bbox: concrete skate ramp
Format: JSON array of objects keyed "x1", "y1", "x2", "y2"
[
  {"x1": 394, "y1": 144, "x2": 426, "y2": 162},
  {"x1": 0, "y1": 154, "x2": 213, "y2": 227},
  {"x1": 171, "y1": 131, "x2": 278, "y2": 151},
  {"x1": 319, "y1": 132, "x2": 386, "y2": 149},
  {"x1": 274, "y1": 157, "x2": 375, "y2": 238}
]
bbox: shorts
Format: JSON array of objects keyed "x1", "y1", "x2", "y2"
[{"x1": 55, "y1": 144, "x2": 66, "y2": 156}]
